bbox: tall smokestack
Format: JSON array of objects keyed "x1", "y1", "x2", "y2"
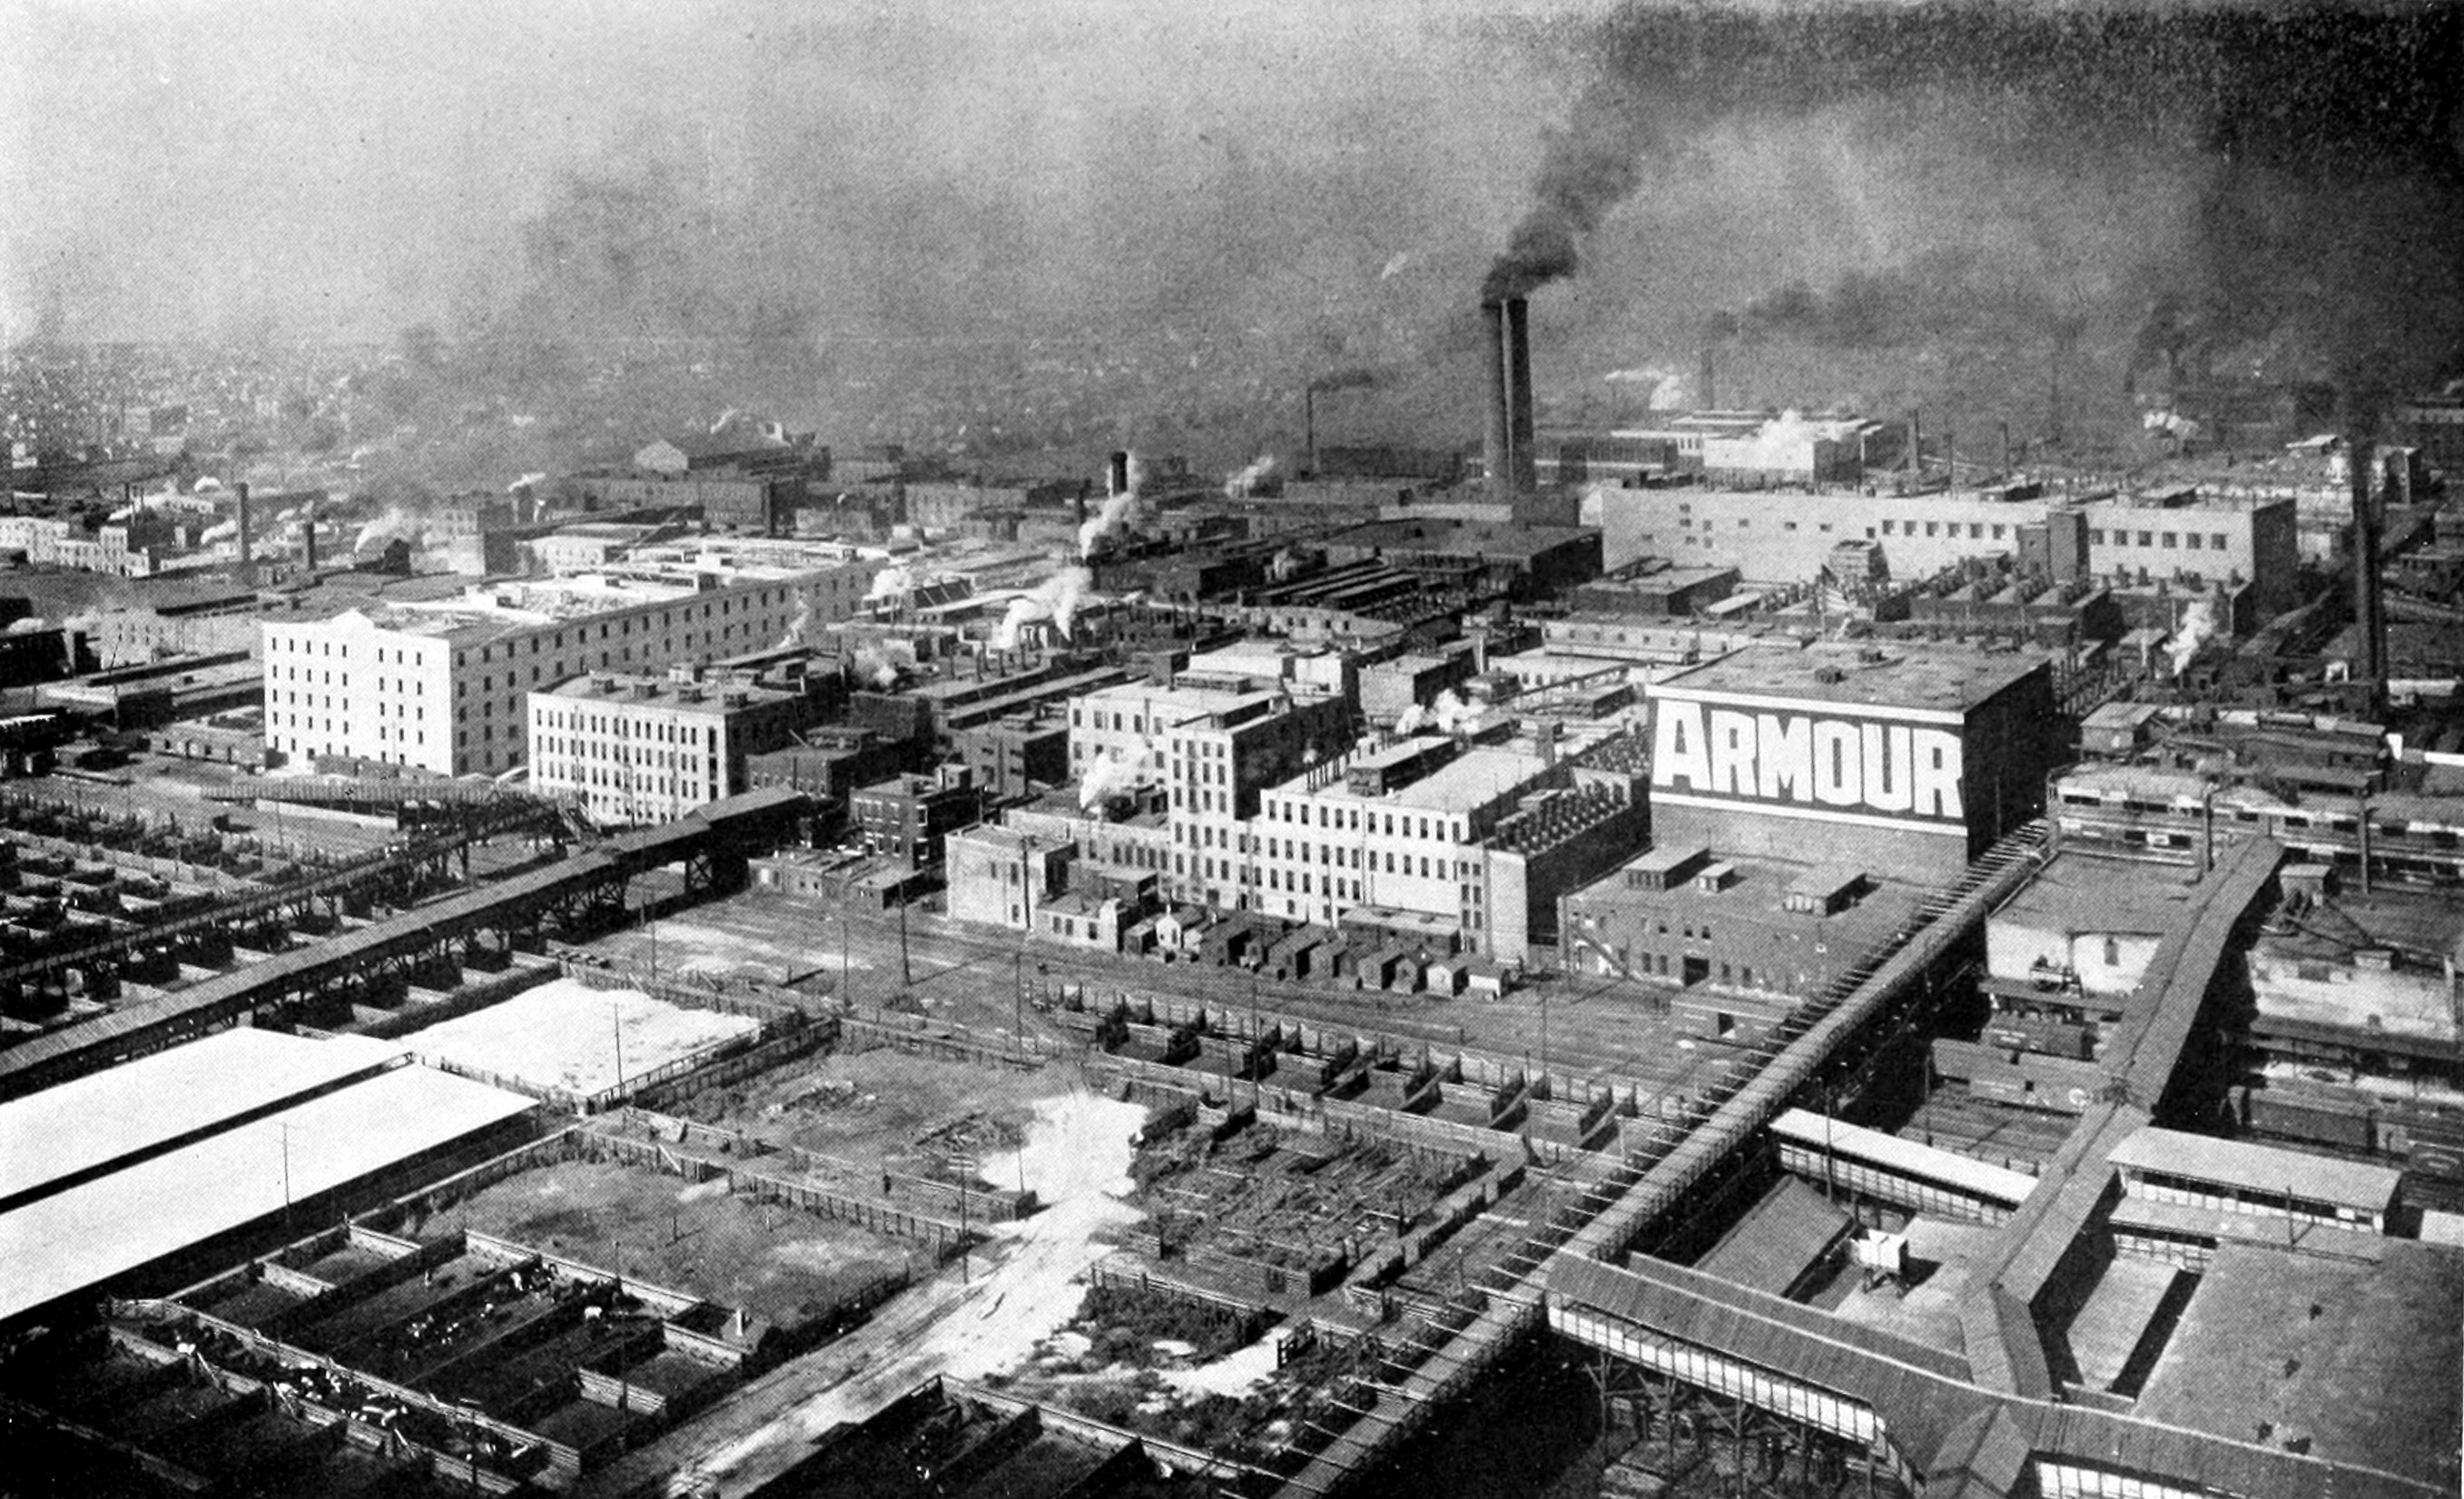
[
  {"x1": 1482, "y1": 300, "x2": 1513, "y2": 507},
  {"x1": 1304, "y1": 387, "x2": 1316, "y2": 475},
  {"x1": 1107, "y1": 451, "x2": 1130, "y2": 498},
  {"x1": 303, "y1": 519, "x2": 317, "y2": 575},
  {"x1": 1699, "y1": 346, "x2": 1716, "y2": 412},
  {"x1": 1504, "y1": 297, "x2": 1536, "y2": 492},
  {"x1": 2351, "y1": 426, "x2": 2386, "y2": 714},
  {"x1": 235, "y1": 482, "x2": 251, "y2": 564},
  {"x1": 1907, "y1": 409, "x2": 1923, "y2": 476}
]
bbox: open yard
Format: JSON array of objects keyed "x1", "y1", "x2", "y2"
[
  {"x1": 402, "y1": 978, "x2": 760, "y2": 1097},
  {"x1": 405, "y1": 1157, "x2": 912, "y2": 1333}
]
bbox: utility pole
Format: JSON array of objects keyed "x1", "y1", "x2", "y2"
[
  {"x1": 612, "y1": 1001, "x2": 626, "y2": 1092},
  {"x1": 840, "y1": 905, "x2": 853, "y2": 1009},
  {"x1": 897, "y1": 895, "x2": 912, "y2": 987}
]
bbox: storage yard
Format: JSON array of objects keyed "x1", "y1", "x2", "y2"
[{"x1": 402, "y1": 979, "x2": 762, "y2": 1099}]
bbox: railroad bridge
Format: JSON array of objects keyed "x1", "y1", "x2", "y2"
[{"x1": 0, "y1": 787, "x2": 806, "y2": 1102}]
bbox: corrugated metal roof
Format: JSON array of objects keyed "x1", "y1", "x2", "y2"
[
  {"x1": 1549, "y1": 1252, "x2": 2447, "y2": 1499},
  {"x1": 1693, "y1": 1178, "x2": 1852, "y2": 1297}
]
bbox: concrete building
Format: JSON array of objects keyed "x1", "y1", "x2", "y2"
[
  {"x1": 2080, "y1": 490, "x2": 2299, "y2": 619},
  {"x1": 1357, "y1": 651, "x2": 1476, "y2": 727},
  {"x1": 1583, "y1": 483, "x2": 2063, "y2": 579},
  {"x1": 943, "y1": 823, "x2": 1073, "y2": 931},
  {"x1": 1698, "y1": 412, "x2": 1892, "y2": 487},
  {"x1": 1254, "y1": 740, "x2": 1547, "y2": 942},
  {"x1": 1645, "y1": 642, "x2": 2061, "y2": 882},
  {"x1": 1162, "y1": 686, "x2": 1354, "y2": 908},
  {"x1": 528, "y1": 664, "x2": 822, "y2": 826},
  {"x1": 949, "y1": 715, "x2": 1069, "y2": 799},
  {"x1": 1562, "y1": 846, "x2": 1921, "y2": 1001},
  {"x1": 261, "y1": 556, "x2": 876, "y2": 774}
]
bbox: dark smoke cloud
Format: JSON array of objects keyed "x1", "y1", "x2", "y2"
[{"x1": 1478, "y1": 1, "x2": 2463, "y2": 449}]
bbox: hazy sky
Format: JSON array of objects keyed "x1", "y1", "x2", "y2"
[{"x1": 6, "y1": 1, "x2": 2459, "y2": 443}]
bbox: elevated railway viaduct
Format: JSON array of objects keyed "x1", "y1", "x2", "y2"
[{"x1": 0, "y1": 787, "x2": 805, "y2": 1102}]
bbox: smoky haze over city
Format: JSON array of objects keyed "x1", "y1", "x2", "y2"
[
  {"x1": 7, "y1": 1, "x2": 2460, "y2": 474},
  {"x1": 13, "y1": 7, "x2": 2464, "y2": 1499}
]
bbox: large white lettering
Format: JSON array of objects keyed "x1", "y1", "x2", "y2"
[
  {"x1": 1708, "y1": 710, "x2": 1757, "y2": 795},
  {"x1": 1652, "y1": 701, "x2": 1710, "y2": 792},
  {"x1": 1755, "y1": 715, "x2": 1812, "y2": 803},
  {"x1": 1812, "y1": 720, "x2": 1861, "y2": 806},
  {"x1": 1651, "y1": 701, "x2": 1966, "y2": 822},
  {"x1": 1860, "y1": 723, "x2": 1914, "y2": 813},
  {"x1": 1912, "y1": 727, "x2": 1965, "y2": 818}
]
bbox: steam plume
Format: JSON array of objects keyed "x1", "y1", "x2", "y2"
[
  {"x1": 1079, "y1": 490, "x2": 1139, "y2": 558},
  {"x1": 994, "y1": 566, "x2": 1091, "y2": 649},
  {"x1": 1223, "y1": 455, "x2": 1277, "y2": 499},
  {"x1": 2166, "y1": 594, "x2": 2219, "y2": 677},
  {"x1": 1079, "y1": 739, "x2": 1151, "y2": 810}
]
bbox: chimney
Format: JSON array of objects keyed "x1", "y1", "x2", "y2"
[
  {"x1": 1304, "y1": 386, "x2": 1317, "y2": 475},
  {"x1": 236, "y1": 482, "x2": 251, "y2": 564},
  {"x1": 1699, "y1": 345, "x2": 1716, "y2": 411},
  {"x1": 1504, "y1": 297, "x2": 1536, "y2": 493},
  {"x1": 2351, "y1": 425, "x2": 2387, "y2": 712},
  {"x1": 1482, "y1": 300, "x2": 1513, "y2": 507},
  {"x1": 1907, "y1": 409, "x2": 1923, "y2": 476},
  {"x1": 1107, "y1": 451, "x2": 1130, "y2": 498},
  {"x1": 303, "y1": 519, "x2": 317, "y2": 574}
]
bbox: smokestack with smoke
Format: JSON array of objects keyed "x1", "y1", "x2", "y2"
[
  {"x1": 1079, "y1": 488, "x2": 1139, "y2": 558},
  {"x1": 1079, "y1": 739, "x2": 1152, "y2": 811},
  {"x1": 994, "y1": 565, "x2": 1092, "y2": 650},
  {"x1": 1482, "y1": 301, "x2": 1513, "y2": 506},
  {"x1": 864, "y1": 564, "x2": 913, "y2": 605},
  {"x1": 2165, "y1": 594, "x2": 2218, "y2": 677},
  {"x1": 1224, "y1": 455, "x2": 1277, "y2": 499},
  {"x1": 776, "y1": 596, "x2": 813, "y2": 651},
  {"x1": 354, "y1": 507, "x2": 421, "y2": 555}
]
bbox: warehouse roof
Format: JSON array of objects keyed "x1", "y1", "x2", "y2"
[
  {"x1": 1769, "y1": 1109, "x2": 2037, "y2": 1208},
  {"x1": 0, "y1": 1030, "x2": 403, "y2": 1211},
  {"x1": 0, "y1": 1064, "x2": 534, "y2": 1326},
  {"x1": 2108, "y1": 1126, "x2": 2401, "y2": 1214},
  {"x1": 1653, "y1": 643, "x2": 2044, "y2": 714}
]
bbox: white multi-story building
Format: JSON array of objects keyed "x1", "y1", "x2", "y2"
[
  {"x1": 528, "y1": 666, "x2": 819, "y2": 826},
  {"x1": 261, "y1": 555, "x2": 876, "y2": 774},
  {"x1": 1254, "y1": 740, "x2": 1551, "y2": 942}
]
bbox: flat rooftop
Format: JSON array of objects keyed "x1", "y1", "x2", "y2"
[
  {"x1": 0, "y1": 1030, "x2": 404, "y2": 1210},
  {"x1": 2133, "y1": 1241, "x2": 2464, "y2": 1491},
  {"x1": 1291, "y1": 745, "x2": 1549, "y2": 815},
  {"x1": 540, "y1": 671, "x2": 802, "y2": 711},
  {"x1": 0, "y1": 1063, "x2": 534, "y2": 1325},
  {"x1": 1073, "y1": 680, "x2": 1278, "y2": 723},
  {"x1": 315, "y1": 559, "x2": 847, "y2": 638},
  {"x1": 1652, "y1": 642, "x2": 2045, "y2": 714},
  {"x1": 1992, "y1": 854, "x2": 2207, "y2": 941},
  {"x1": 2109, "y1": 1126, "x2": 2402, "y2": 1213}
]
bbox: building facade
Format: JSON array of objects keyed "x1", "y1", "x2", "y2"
[
  {"x1": 527, "y1": 666, "x2": 822, "y2": 825},
  {"x1": 261, "y1": 557, "x2": 876, "y2": 775}
]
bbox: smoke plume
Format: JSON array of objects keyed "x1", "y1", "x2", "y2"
[
  {"x1": 1079, "y1": 740, "x2": 1151, "y2": 810},
  {"x1": 1079, "y1": 490, "x2": 1140, "y2": 559},
  {"x1": 994, "y1": 566, "x2": 1091, "y2": 650},
  {"x1": 1223, "y1": 455, "x2": 1277, "y2": 499},
  {"x1": 2167, "y1": 594, "x2": 2220, "y2": 677}
]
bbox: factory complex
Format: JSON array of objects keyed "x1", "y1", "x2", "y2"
[{"x1": 7, "y1": 257, "x2": 2464, "y2": 1499}]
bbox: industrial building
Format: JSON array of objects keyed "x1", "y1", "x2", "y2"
[
  {"x1": 528, "y1": 665, "x2": 826, "y2": 826},
  {"x1": 1646, "y1": 641, "x2": 2062, "y2": 881},
  {"x1": 0, "y1": 1029, "x2": 536, "y2": 1330},
  {"x1": 260, "y1": 554, "x2": 877, "y2": 774}
]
